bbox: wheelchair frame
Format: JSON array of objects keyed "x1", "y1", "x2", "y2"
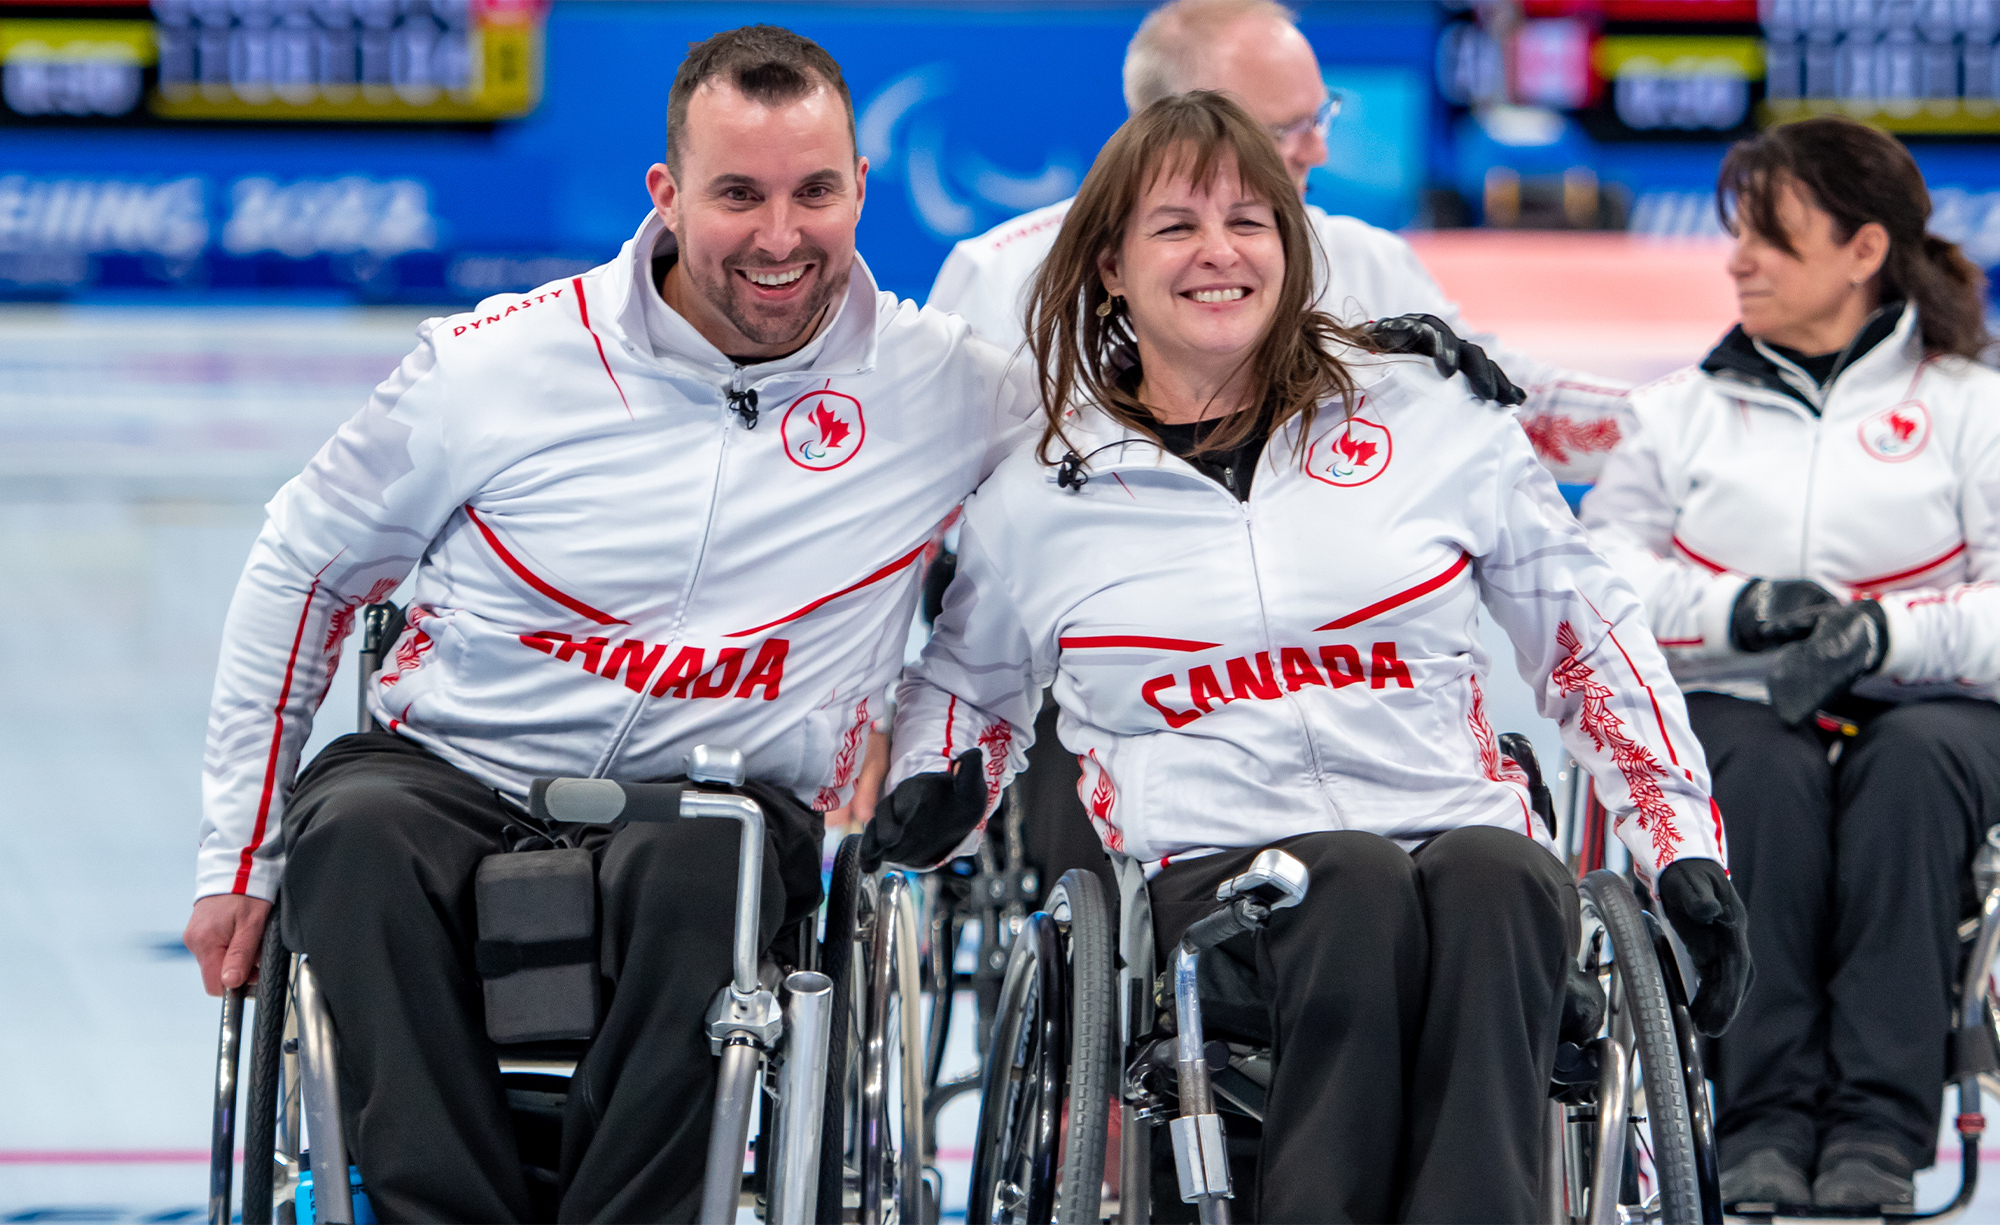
[
  {"x1": 1565, "y1": 776, "x2": 2000, "y2": 1223},
  {"x1": 949, "y1": 739, "x2": 1725, "y2": 1225},
  {"x1": 207, "y1": 604, "x2": 934, "y2": 1225}
]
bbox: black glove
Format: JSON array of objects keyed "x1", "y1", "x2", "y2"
[
  {"x1": 1361, "y1": 313, "x2": 1527, "y2": 406},
  {"x1": 1766, "y1": 600, "x2": 1888, "y2": 727},
  {"x1": 1729, "y1": 578, "x2": 1840, "y2": 653},
  {"x1": 1655, "y1": 858, "x2": 1754, "y2": 1037},
  {"x1": 859, "y1": 749, "x2": 985, "y2": 873},
  {"x1": 1559, "y1": 959, "x2": 1607, "y2": 1044}
]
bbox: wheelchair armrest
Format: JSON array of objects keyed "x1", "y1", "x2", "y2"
[{"x1": 529, "y1": 778, "x2": 686, "y2": 826}]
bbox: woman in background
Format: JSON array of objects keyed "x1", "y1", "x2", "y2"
[{"x1": 1584, "y1": 116, "x2": 2000, "y2": 1210}]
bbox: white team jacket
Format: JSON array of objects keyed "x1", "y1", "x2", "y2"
[
  {"x1": 198, "y1": 212, "x2": 1035, "y2": 901},
  {"x1": 889, "y1": 355, "x2": 1726, "y2": 880},
  {"x1": 1580, "y1": 307, "x2": 2000, "y2": 706},
  {"x1": 927, "y1": 198, "x2": 1634, "y2": 485}
]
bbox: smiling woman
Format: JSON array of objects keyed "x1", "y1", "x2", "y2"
[
  {"x1": 873, "y1": 90, "x2": 1744, "y2": 1222},
  {"x1": 1025, "y1": 88, "x2": 1364, "y2": 463}
]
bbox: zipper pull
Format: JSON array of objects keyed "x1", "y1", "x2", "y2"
[{"x1": 725, "y1": 387, "x2": 759, "y2": 430}]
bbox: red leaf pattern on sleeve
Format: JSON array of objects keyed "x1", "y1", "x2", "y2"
[{"x1": 1551, "y1": 621, "x2": 1683, "y2": 868}]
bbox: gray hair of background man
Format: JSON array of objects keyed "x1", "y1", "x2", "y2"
[
  {"x1": 1122, "y1": 0, "x2": 1299, "y2": 113},
  {"x1": 665, "y1": 24, "x2": 857, "y2": 176}
]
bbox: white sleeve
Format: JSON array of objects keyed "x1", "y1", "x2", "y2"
[
  {"x1": 1578, "y1": 420, "x2": 1748, "y2": 662},
  {"x1": 1877, "y1": 408, "x2": 2000, "y2": 687},
  {"x1": 1350, "y1": 229, "x2": 1635, "y2": 484},
  {"x1": 926, "y1": 241, "x2": 1028, "y2": 352},
  {"x1": 888, "y1": 509, "x2": 1043, "y2": 842},
  {"x1": 1478, "y1": 426, "x2": 1725, "y2": 881},
  {"x1": 198, "y1": 322, "x2": 471, "y2": 901}
]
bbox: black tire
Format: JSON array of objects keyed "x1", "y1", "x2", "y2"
[
  {"x1": 1648, "y1": 912, "x2": 1723, "y2": 1224},
  {"x1": 242, "y1": 905, "x2": 292, "y2": 1225},
  {"x1": 1579, "y1": 870, "x2": 1702, "y2": 1225},
  {"x1": 967, "y1": 870, "x2": 1115, "y2": 1225},
  {"x1": 820, "y1": 834, "x2": 864, "y2": 1222}
]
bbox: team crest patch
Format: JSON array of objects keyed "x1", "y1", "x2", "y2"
[
  {"x1": 782, "y1": 387, "x2": 865, "y2": 471},
  {"x1": 1307, "y1": 415, "x2": 1393, "y2": 487},
  {"x1": 1858, "y1": 401, "x2": 1929, "y2": 463}
]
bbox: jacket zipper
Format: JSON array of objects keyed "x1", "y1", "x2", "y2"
[
  {"x1": 1146, "y1": 448, "x2": 1339, "y2": 817},
  {"x1": 592, "y1": 373, "x2": 742, "y2": 776}
]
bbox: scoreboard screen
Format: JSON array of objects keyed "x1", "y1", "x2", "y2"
[
  {"x1": 0, "y1": 0, "x2": 545, "y2": 125},
  {"x1": 1440, "y1": 0, "x2": 2000, "y2": 140}
]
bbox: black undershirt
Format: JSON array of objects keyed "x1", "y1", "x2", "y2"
[
  {"x1": 1766, "y1": 343, "x2": 1842, "y2": 388},
  {"x1": 1151, "y1": 412, "x2": 1269, "y2": 502}
]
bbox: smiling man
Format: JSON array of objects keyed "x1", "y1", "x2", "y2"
[{"x1": 181, "y1": 25, "x2": 1031, "y2": 1222}]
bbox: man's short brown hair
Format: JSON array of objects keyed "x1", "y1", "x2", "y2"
[{"x1": 666, "y1": 25, "x2": 855, "y2": 177}]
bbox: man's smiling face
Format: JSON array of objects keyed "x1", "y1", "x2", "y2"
[{"x1": 648, "y1": 78, "x2": 867, "y2": 358}]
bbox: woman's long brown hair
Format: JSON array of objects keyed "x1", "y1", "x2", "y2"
[
  {"x1": 1024, "y1": 90, "x2": 1371, "y2": 464},
  {"x1": 1717, "y1": 116, "x2": 1990, "y2": 361}
]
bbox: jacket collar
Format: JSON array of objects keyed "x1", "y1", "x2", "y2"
[
  {"x1": 1698, "y1": 302, "x2": 1914, "y2": 415},
  {"x1": 1048, "y1": 350, "x2": 1408, "y2": 485},
  {"x1": 597, "y1": 211, "x2": 882, "y2": 384}
]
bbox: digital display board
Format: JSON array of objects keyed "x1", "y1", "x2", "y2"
[
  {"x1": 1443, "y1": 0, "x2": 2000, "y2": 140},
  {"x1": 0, "y1": 0, "x2": 545, "y2": 125}
]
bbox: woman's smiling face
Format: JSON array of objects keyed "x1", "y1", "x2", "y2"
[{"x1": 1098, "y1": 150, "x2": 1284, "y2": 385}]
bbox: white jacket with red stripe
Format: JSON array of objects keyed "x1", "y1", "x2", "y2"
[
  {"x1": 1579, "y1": 306, "x2": 2000, "y2": 706},
  {"x1": 926, "y1": 198, "x2": 1634, "y2": 484},
  {"x1": 198, "y1": 212, "x2": 1035, "y2": 901},
  {"x1": 887, "y1": 355, "x2": 1726, "y2": 881}
]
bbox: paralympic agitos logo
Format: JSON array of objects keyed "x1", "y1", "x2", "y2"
[{"x1": 782, "y1": 386, "x2": 866, "y2": 471}]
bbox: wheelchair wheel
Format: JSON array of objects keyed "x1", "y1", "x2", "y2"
[
  {"x1": 820, "y1": 834, "x2": 863, "y2": 1222},
  {"x1": 1574, "y1": 870, "x2": 1702, "y2": 1225},
  {"x1": 242, "y1": 906, "x2": 293, "y2": 1225},
  {"x1": 859, "y1": 870, "x2": 929, "y2": 1224},
  {"x1": 968, "y1": 868, "x2": 1114, "y2": 1225}
]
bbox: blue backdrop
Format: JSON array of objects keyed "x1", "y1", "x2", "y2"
[
  {"x1": 9, "y1": 0, "x2": 1998, "y2": 306},
  {"x1": 0, "y1": 1, "x2": 1448, "y2": 304}
]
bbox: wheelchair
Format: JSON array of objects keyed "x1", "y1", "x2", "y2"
[
  {"x1": 1566, "y1": 776, "x2": 2000, "y2": 1223},
  {"x1": 958, "y1": 738, "x2": 1731, "y2": 1225},
  {"x1": 206, "y1": 603, "x2": 936, "y2": 1225}
]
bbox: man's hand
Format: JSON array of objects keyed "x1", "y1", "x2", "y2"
[
  {"x1": 1730, "y1": 578, "x2": 1840, "y2": 653},
  {"x1": 1361, "y1": 313, "x2": 1527, "y2": 406},
  {"x1": 1655, "y1": 858, "x2": 1754, "y2": 1037},
  {"x1": 184, "y1": 894, "x2": 273, "y2": 997},
  {"x1": 1767, "y1": 600, "x2": 1889, "y2": 727},
  {"x1": 860, "y1": 749, "x2": 986, "y2": 873}
]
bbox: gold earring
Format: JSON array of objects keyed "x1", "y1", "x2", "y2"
[{"x1": 1095, "y1": 296, "x2": 1119, "y2": 318}]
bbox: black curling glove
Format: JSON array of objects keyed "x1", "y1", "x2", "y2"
[
  {"x1": 1655, "y1": 858, "x2": 1754, "y2": 1037},
  {"x1": 1766, "y1": 600, "x2": 1888, "y2": 727},
  {"x1": 1362, "y1": 312, "x2": 1527, "y2": 406},
  {"x1": 1729, "y1": 578, "x2": 1840, "y2": 653},
  {"x1": 860, "y1": 748, "x2": 986, "y2": 873}
]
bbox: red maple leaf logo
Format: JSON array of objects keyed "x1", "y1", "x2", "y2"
[
  {"x1": 1335, "y1": 430, "x2": 1377, "y2": 469},
  {"x1": 811, "y1": 402, "x2": 851, "y2": 451},
  {"x1": 1887, "y1": 410, "x2": 1917, "y2": 443}
]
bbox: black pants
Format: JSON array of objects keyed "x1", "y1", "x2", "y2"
[
  {"x1": 1017, "y1": 693, "x2": 1111, "y2": 905},
  {"x1": 1148, "y1": 827, "x2": 1575, "y2": 1224},
  {"x1": 1692, "y1": 695, "x2": 2000, "y2": 1174},
  {"x1": 280, "y1": 733, "x2": 819, "y2": 1223}
]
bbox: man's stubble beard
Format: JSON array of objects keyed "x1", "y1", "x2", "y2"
[{"x1": 693, "y1": 246, "x2": 847, "y2": 350}]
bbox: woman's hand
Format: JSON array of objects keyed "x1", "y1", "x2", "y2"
[
  {"x1": 1361, "y1": 313, "x2": 1526, "y2": 406},
  {"x1": 1729, "y1": 578, "x2": 1841, "y2": 652},
  {"x1": 860, "y1": 749, "x2": 986, "y2": 872},
  {"x1": 1767, "y1": 600, "x2": 1889, "y2": 726},
  {"x1": 1655, "y1": 858, "x2": 1754, "y2": 1036}
]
